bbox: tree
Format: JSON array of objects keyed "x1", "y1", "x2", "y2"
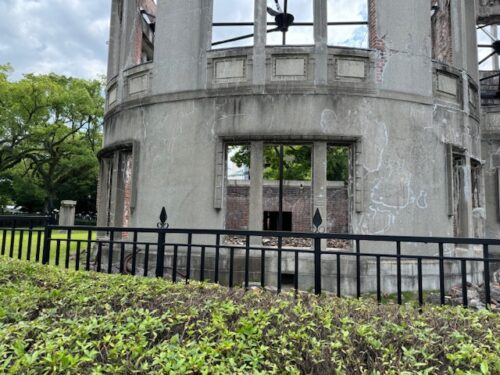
[
  {"x1": 0, "y1": 67, "x2": 104, "y2": 213},
  {"x1": 231, "y1": 144, "x2": 349, "y2": 182},
  {"x1": 0, "y1": 64, "x2": 40, "y2": 173}
]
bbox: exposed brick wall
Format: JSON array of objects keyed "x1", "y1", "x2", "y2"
[
  {"x1": 431, "y1": 0, "x2": 453, "y2": 64},
  {"x1": 368, "y1": 0, "x2": 386, "y2": 83},
  {"x1": 225, "y1": 185, "x2": 250, "y2": 230},
  {"x1": 226, "y1": 183, "x2": 349, "y2": 233},
  {"x1": 262, "y1": 185, "x2": 313, "y2": 232}
]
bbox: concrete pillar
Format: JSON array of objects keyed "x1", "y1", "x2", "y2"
[
  {"x1": 109, "y1": 153, "x2": 120, "y2": 226},
  {"x1": 58, "y1": 201, "x2": 77, "y2": 227},
  {"x1": 450, "y1": 0, "x2": 464, "y2": 70},
  {"x1": 461, "y1": 162, "x2": 474, "y2": 239},
  {"x1": 152, "y1": 0, "x2": 212, "y2": 93},
  {"x1": 464, "y1": 0, "x2": 479, "y2": 82},
  {"x1": 493, "y1": 26, "x2": 499, "y2": 70},
  {"x1": 249, "y1": 141, "x2": 264, "y2": 233},
  {"x1": 107, "y1": 0, "x2": 122, "y2": 79},
  {"x1": 376, "y1": 0, "x2": 432, "y2": 96},
  {"x1": 253, "y1": 0, "x2": 267, "y2": 85},
  {"x1": 452, "y1": 0, "x2": 478, "y2": 81},
  {"x1": 313, "y1": 142, "x2": 327, "y2": 235},
  {"x1": 314, "y1": 0, "x2": 328, "y2": 85},
  {"x1": 118, "y1": 0, "x2": 139, "y2": 71}
]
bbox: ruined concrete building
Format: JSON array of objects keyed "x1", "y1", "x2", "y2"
[{"x1": 98, "y1": 0, "x2": 496, "y2": 291}]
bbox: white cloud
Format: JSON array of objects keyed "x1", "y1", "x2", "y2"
[{"x1": 0, "y1": 0, "x2": 110, "y2": 80}]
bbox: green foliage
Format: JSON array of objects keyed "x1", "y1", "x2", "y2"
[
  {"x1": 230, "y1": 144, "x2": 349, "y2": 182},
  {"x1": 0, "y1": 66, "x2": 103, "y2": 213},
  {"x1": 263, "y1": 144, "x2": 312, "y2": 181},
  {"x1": 327, "y1": 145, "x2": 349, "y2": 182},
  {"x1": 0, "y1": 257, "x2": 499, "y2": 374}
]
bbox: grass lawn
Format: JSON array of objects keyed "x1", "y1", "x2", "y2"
[
  {"x1": 0, "y1": 229, "x2": 96, "y2": 269},
  {"x1": 0, "y1": 257, "x2": 499, "y2": 374}
]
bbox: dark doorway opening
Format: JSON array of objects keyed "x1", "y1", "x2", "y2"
[
  {"x1": 280, "y1": 273, "x2": 296, "y2": 287},
  {"x1": 264, "y1": 211, "x2": 292, "y2": 231}
]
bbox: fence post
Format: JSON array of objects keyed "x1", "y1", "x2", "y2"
[
  {"x1": 156, "y1": 207, "x2": 169, "y2": 278},
  {"x1": 483, "y1": 244, "x2": 491, "y2": 309},
  {"x1": 156, "y1": 229, "x2": 166, "y2": 278},
  {"x1": 42, "y1": 225, "x2": 52, "y2": 265},
  {"x1": 314, "y1": 237, "x2": 321, "y2": 295}
]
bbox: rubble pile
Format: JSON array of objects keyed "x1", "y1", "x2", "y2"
[{"x1": 428, "y1": 270, "x2": 500, "y2": 312}]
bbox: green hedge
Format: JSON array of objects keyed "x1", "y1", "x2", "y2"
[{"x1": 0, "y1": 258, "x2": 499, "y2": 374}]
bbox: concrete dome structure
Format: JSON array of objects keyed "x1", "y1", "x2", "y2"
[{"x1": 99, "y1": 0, "x2": 482, "y2": 243}]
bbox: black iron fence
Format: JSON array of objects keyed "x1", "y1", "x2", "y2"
[
  {"x1": 1, "y1": 213, "x2": 499, "y2": 309},
  {"x1": 0, "y1": 215, "x2": 54, "y2": 228}
]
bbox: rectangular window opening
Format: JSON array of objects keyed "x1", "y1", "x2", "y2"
[
  {"x1": 327, "y1": 0, "x2": 368, "y2": 48},
  {"x1": 452, "y1": 153, "x2": 466, "y2": 237},
  {"x1": 471, "y1": 160, "x2": 482, "y2": 209},
  {"x1": 326, "y1": 144, "x2": 351, "y2": 246},
  {"x1": 280, "y1": 272, "x2": 296, "y2": 287},
  {"x1": 266, "y1": 0, "x2": 314, "y2": 46},
  {"x1": 212, "y1": 0, "x2": 255, "y2": 49},
  {"x1": 139, "y1": 6, "x2": 156, "y2": 63},
  {"x1": 224, "y1": 144, "x2": 250, "y2": 234},
  {"x1": 264, "y1": 211, "x2": 292, "y2": 231}
]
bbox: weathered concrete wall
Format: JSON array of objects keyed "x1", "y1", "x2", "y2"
[
  {"x1": 101, "y1": 0, "x2": 483, "y2": 274},
  {"x1": 477, "y1": 0, "x2": 500, "y2": 24},
  {"x1": 103, "y1": 90, "x2": 480, "y2": 243}
]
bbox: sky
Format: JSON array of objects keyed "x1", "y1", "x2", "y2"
[
  {"x1": 213, "y1": 0, "x2": 368, "y2": 48},
  {"x1": 477, "y1": 26, "x2": 500, "y2": 70},
  {"x1": 0, "y1": 0, "x2": 112, "y2": 81}
]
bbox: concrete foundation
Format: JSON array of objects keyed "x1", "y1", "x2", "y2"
[{"x1": 92, "y1": 243, "x2": 485, "y2": 296}]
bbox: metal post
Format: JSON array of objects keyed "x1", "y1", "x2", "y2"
[
  {"x1": 156, "y1": 207, "x2": 169, "y2": 278},
  {"x1": 156, "y1": 230, "x2": 166, "y2": 278},
  {"x1": 278, "y1": 144, "x2": 284, "y2": 231},
  {"x1": 42, "y1": 226, "x2": 51, "y2": 265},
  {"x1": 483, "y1": 244, "x2": 491, "y2": 309},
  {"x1": 439, "y1": 243, "x2": 445, "y2": 305},
  {"x1": 314, "y1": 237, "x2": 321, "y2": 294},
  {"x1": 396, "y1": 241, "x2": 402, "y2": 305}
]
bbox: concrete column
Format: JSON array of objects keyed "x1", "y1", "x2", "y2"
[
  {"x1": 313, "y1": 142, "x2": 327, "y2": 234},
  {"x1": 96, "y1": 159, "x2": 108, "y2": 228},
  {"x1": 109, "y1": 153, "x2": 120, "y2": 227},
  {"x1": 200, "y1": 0, "x2": 213, "y2": 88},
  {"x1": 249, "y1": 141, "x2": 264, "y2": 233},
  {"x1": 464, "y1": 0, "x2": 479, "y2": 82},
  {"x1": 450, "y1": 0, "x2": 464, "y2": 70},
  {"x1": 462, "y1": 162, "x2": 474, "y2": 239},
  {"x1": 58, "y1": 201, "x2": 77, "y2": 227},
  {"x1": 314, "y1": 0, "x2": 328, "y2": 85},
  {"x1": 107, "y1": 0, "x2": 122, "y2": 79},
  {"x1": 152, "y1": 0, "x2": 211, "y2": 93},
  {"x1": 253, "y1": 0, "x2": 267, "y2": 85},
  {"x1": 118, "y1": 0, "x2": 138, "y2": 71}
]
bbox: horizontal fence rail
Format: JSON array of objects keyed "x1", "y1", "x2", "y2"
[
  {"x1": 0, "y1": 215, "x2": 54, "y2": 228},
  {"x1": 1, "y1": 221, "x2": 500, "y2": 309}
]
